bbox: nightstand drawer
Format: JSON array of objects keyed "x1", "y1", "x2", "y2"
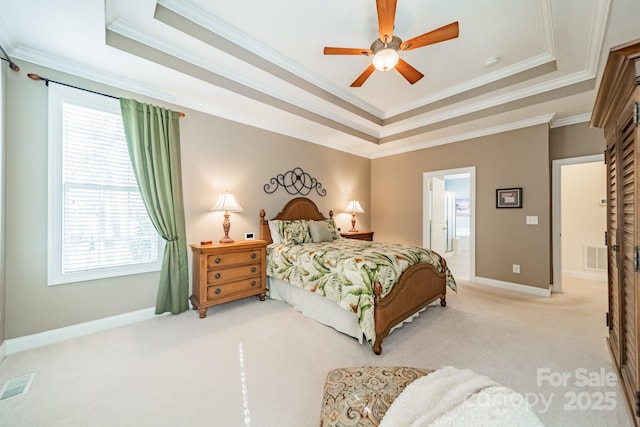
[
  {"x1": 207, "y1": 264, "x2": 260, "y2": 284},
  {"x1": 340, "y1": 231, "x2": 374, "y2": 241},
  {"x1": 206, "y1": 277, "x2": 263, "y2": 301},
  {"x1": 206, "y1": 250, "x2": 260, "y2": 268}
]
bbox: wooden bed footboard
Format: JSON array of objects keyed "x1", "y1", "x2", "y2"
[{"x1": 372, "y1": 262, "x2": 447, "y2": 355}]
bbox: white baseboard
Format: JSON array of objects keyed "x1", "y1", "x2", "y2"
[
  {"x1": 474, "y1": 276, "x2": 551, "y2": 297},
  {"x1": 5, "y1": 307, "x2": 162, "y2": 355},
  {"x1": 562, "y1": 270, "x2": 607, "y2": 282}
]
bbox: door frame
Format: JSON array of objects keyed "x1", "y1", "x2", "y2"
[
  {"x1": 551, "y1": 154, "x2": 604, "y2": 293},
  {"x1": 423, "y1": 166, "x2": 476, "y2": 281}
]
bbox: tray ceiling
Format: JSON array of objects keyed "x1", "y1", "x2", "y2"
[{"x1": 1, "y1": 0, "x2": 639, "y2": 158}]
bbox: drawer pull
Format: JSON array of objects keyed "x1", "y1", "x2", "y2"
[
  {"x1": 215, "y1": 258, "x2": 222, "y2": 264},
  {"x1": 251, "y1": 253, "x2": 257, "y2": 259},
  {"x1": 251, "y1": 280, "x2": 256, "y2": 286},
  {"x1": 215, "y1": 273, "x2": 221, "y2": 279},
  {"x1": 251, "y1": 267, "x2": 256, "y2": 273},
  {"x1": 215, "y1": 288, "x2": 221, "y2": 295}
]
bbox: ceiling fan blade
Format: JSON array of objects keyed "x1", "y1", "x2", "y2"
[
  {"x1": 400, "y1": 21, "x2": 459, "y2": 51},
  {"x1": 323, "y1": 47, "x2": 372, "y2": 56},
  {"x1": 376, "y1": 0, "x2": 397, "y2": 43},
  {"x1": 351, "y1": 64, "x2": 376, "y2": 87},
  {"x1": 395, "y1": 58, "x2": 424, "y2": 84}
]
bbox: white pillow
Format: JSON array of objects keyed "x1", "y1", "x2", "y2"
[{"x1": 268, "y1": 220, "x2": 282, "y2": 244}]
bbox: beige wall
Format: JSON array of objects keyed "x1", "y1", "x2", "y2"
[
  {"x1": 180, "y1": 112, "x2": 370, "y2": 247},
  {"x1": 3, "y1": 62, "x2": 369, "y2": 339},
  {"x1": 372, "y1": 124, "x2": 551, "y2": 289},
  {"x1": 550, "y1": 122, "x2": 604, "y2": 160}
]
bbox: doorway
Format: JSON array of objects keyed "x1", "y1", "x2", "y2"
[
  {"x1": 424, "y1": 167, "x2": 476, "y2": 281},
  {"x1": 552, "y1": 154, "x2": 606, "y2": 292}
]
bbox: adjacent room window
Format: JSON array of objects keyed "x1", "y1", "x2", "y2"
[{"x1": 48, "y1": 85, "x2": 162, "y2": 285}]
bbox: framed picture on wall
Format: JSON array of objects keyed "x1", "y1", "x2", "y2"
[{"x1": 496, "y1": 187, "x2": 522, "y2": 208}]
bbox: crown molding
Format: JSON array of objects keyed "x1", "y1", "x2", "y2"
[
  {"x1": 540, "y1": 0, "x2": 556, "y2": 56},
  {"x1": 386, "y1": 53, "x2": 557, "y2": 119},
  {"x1": 10, "y1": 45, "x2": 175, "y2": 102},
  {"x1": 385, "y1": 53, "x2": 558, "y2": 122},
  {"x1": 9, "y1": 39, "x2": 597, "y2": 160},
  {"x1": 384, "y1": 0, "x2": 557, "y2": 119},
  {"x1": 157, "y1": 0, "x2": 383, "y2": 118},
  {"x1": 372, "y1": 113, "x2": 556, "y2": 159},
  {"x1": 550, "y1": 113, "x2": 591, "y2": 128},
  {"x1": 108, "y1": 19, "x2": 380, "y2": 138},
  {"x1": 585, "y1": 0, "x2": 612, "y2": 75},
  {"x1": 0, "y1": 15, "x2": 16, "y2": 52},
  {"x1": 380, "y1": 70, "x2": 593, "y2": 138}
]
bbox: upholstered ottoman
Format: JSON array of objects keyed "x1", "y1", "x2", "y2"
[{"x1": 319, "y1": 366, "x2": 434, "y2": 426}]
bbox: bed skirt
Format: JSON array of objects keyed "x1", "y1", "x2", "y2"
[{"x1": 267, "y1": 277, "x2": 427, "y2": 345}]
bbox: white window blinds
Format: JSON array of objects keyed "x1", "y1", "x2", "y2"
[{"x1": 48, "y1": 85, "x2": 162, "y2": 285}]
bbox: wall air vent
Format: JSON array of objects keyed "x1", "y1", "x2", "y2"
[{"x1": 584, "y1": 245, "x2": 607, "y2": 271}]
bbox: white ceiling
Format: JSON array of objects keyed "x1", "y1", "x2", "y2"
[{"x1": 1, "y1": 0, "x2": 639, "y2": 158}]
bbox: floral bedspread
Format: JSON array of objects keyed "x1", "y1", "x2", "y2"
[{"x1": 266, "y1": 239, "x2": 456, "y2": 344}]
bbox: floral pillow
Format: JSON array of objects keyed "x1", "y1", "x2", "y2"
[
  {"x1": 277, "y1": 220, "x2": 311, "y2": 245},
  {"x1": 322, "y1": 218, "x2": 341, "y2": 240}
]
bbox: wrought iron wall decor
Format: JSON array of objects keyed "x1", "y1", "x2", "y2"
[{"x1": 264, "y1": 167, "x2": 326, "y2": 196}]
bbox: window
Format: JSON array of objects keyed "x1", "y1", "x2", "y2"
[{"x1": 48, "y1": 85, "x2": 163, "y2": 285}]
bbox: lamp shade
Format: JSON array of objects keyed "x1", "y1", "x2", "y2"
[
  {"x1": 345, "y1": 200, "x2": 364, "y2": 214},
  {"x1": 210, "y1": 192, "x2": 244, "y2": 212}
]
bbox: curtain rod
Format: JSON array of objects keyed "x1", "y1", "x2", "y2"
[
  {"x1": 0, "y1": 44, "x2": 19, "y2": 72},
  {"x1": 27, "y1": 73, "x2": 185, "y2": 118}
]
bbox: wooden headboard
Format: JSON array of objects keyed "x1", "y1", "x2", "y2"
[{"x1": 259, "y1": 197, "x2": 334, "y2": 244}]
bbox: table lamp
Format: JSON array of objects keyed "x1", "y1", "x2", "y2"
[
  {"x1": 345, "y1": 200, "x2": 364, "y2": 232},
  {"x1": 210, "y1": 192, "x2": 244, "y2": 243}
]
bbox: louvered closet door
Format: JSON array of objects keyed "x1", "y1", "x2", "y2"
[
  {"x1": 618, "y1": 93, "x2": 640, "y2": 400},
  {"x1": 606, "y1": 125, "x2": 621, "y2": 366}
]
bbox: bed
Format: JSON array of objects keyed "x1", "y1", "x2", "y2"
[{"x1": 259, "y1": 197, "x2": 456, "y2": 354}]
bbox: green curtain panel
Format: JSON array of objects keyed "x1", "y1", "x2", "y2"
[{"x1": 120, "y1": 98, "x2": 189, "y2": 314}]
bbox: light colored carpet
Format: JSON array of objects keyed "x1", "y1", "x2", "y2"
[{"x1": 0, "y1": 276, "x2": 632, "y2": 427}]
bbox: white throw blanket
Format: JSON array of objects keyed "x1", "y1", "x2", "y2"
[{"x1": 379, "y1": 366, "x2": 545, "y2": 427}]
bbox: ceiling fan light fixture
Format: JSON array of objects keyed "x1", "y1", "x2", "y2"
[
  {"x1": 370, "y1": 35, "x2": 402, "y2": 72},
  {"x1": 323, "y1": 3, "x2": 459, "y2": 87},
  {"x1": 372, "y1": 48, "x2": 400, "y2": 71}
]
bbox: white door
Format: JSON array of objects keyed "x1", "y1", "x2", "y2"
[
  {"x1": 430, "y1": 177, "x2": 447, "y2": 254},
  {"x1": 446, "y1": 191, "x2": 456, "y2": 252}
]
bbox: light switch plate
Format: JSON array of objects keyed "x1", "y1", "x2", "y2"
[{"x1": 526, "y1": 216, "x2": 538, "y2": 225}]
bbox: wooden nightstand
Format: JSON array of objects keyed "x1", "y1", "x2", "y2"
[
  {"x1": 190, "y1": 240, "x2": 267, "y2": 318},
  {"x1": 340, "y1": 231, "x2": 374, "y2": 241}
]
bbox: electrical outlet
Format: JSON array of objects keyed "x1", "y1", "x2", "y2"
[{"x1": 512, "y1": 264, "x2": 520, "y2": 273}]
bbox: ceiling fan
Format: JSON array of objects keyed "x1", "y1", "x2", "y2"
[{"x1": 323, "y1": 0, "x2": 459, "y2": 87}]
